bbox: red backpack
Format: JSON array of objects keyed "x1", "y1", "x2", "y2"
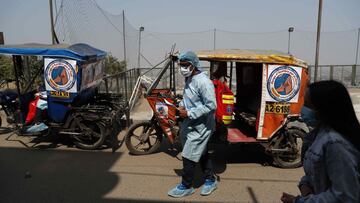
[{"x1": 213, "y1": 79, "x2": 234, "y2": 125}]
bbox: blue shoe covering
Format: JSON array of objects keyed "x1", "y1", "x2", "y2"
[
  {"x1": 26, "y1": 122, "x2": 48, "y2": 133},
  {"x1": 168, "y1": 183, "x2": 195, "y2": 198},
  {"x1": 200, "y1": 179, "x2": 217, "y2": 196}
]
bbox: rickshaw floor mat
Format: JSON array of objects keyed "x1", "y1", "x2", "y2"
[{"x1": 227, "y1": 128, "x2": 257, "y2": 143}]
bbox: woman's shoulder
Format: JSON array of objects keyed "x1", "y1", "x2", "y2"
[
  {"x1": 317, "y1": 127, "x2": 359, "y2": 154},
  {"x1": 316, "y1": 127, "x2": 342, "y2": 142},
  {"x1": 311, "y1": 128, "x2": 346, "y2": 151}
]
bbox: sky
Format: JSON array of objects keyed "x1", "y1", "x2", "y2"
[{"x1": 0, "y1": 0, "x2": 360, "y2": 66}]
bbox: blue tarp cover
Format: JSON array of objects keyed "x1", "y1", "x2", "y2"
[{"x1": 0, "y1": 43, "x2": 107, "y2": 61}]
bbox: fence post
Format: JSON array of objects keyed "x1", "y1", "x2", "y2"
[
  {"x1": 116, "y1": 75, "x2": 120, "y2": 94},
  {"x1": 124, "y1": 71, "x2": 128, "y2": 101},
  {"x1": 0, "y1": 32, "x2": 4, "y2": 45},
  {"x1": 351, "y1": 65, "x2": 356, "y2": 86},
  {"x1": 104, "y1": 78, "x2": 109, "y2": 93},
  {"x1": 329, "y1": 65, "x2": 333, "y2": 80},
  {"x1": 130, "y1": 69, "x2": 133, "y2": 92}
]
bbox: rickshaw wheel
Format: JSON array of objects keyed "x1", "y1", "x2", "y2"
[
  {"x1": 272, "y1": 128, "x2": 305, "y2": 168},
  {"x1": 125, "y1": 121, "x2": 162, "y2": 155},
  {"x1": 71, "y1": 119, "x2": 106, "y2": 150}
]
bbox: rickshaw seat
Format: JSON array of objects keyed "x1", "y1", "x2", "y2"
[
  {"x1": 19, "y1": 90, "x2": 37, "y2": 121},
  {"x1": 235, "y1": 110, "x2": 257, "y2": 127},
  {"x1": 0, "y1": 89, "x2": 18, "y2": 104}
]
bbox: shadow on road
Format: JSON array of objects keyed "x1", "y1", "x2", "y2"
[
  {"x1": 159, "y1": 139, "x2": 273, "y2": 188},
  {"x1": 0, "y1": 147, "x2": 122, "y2": 202}
]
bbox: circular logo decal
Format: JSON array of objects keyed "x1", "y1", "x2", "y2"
[
  {"x1": 226, "y1": 105, "x2": 232, "y2": 113},
  {"x1": 267, "y1": 66, "x2": 300, "y2": 102},
  {"x1": 45, "y1": 59, "x2": 76, "y2": 91}
]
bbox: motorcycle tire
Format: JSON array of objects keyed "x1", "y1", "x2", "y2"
[
  {"x1": 125, "y1": 121, "x2": 162, "y2": 155},
  {"x1": 272, "y1": 128, "x2": 305, "y2": 168},
  {"x1": 71, "y1": 118, "x2": 107, "y2": 150}
]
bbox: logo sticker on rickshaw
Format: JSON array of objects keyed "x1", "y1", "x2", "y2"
[
  {"x1": 155, "y1": 102, "x2": 168, "y2": 118},
  {"x1": 266, "y1": 65, "x2": 302, "y2": 103},
  {"x1": 44, "y1": 58, "x2": 77, "y2": 93}
]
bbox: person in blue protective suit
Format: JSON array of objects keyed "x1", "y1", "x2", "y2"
[
  {"x1": 168, "y1": 51, "x2": 218, "y2": 198},
  {"x1": 281, "y1": 80, "x2": 360, "y2": 203}
]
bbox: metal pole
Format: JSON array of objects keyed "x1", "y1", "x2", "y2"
[
  {"x1": 314, "y1": 0, "x2": 323, "y2": 82},
  {"x1": 355, "y1": 28, "x2": 360, "y2": 66},
  {"x1": 213, "y1": 28, "x2": 216, "y2": 50},
  {"x1": 351, "y1": 65, "x2": 356, "y2": 85},
  {"x1": 0, "y1": 32, "x2": 4, "y2": 45},
  {"x1": 287, "y1": 27, "x2": 294, "y2": 54},
  {"x1": 137, "y1": 28, "x2": 141, "y2": 69},
  {"x1": 104, "y1": 78, "x2": 109, "y2": 93},
  {"x1": 137, "y1": 26, "x2": 144, "y2": 68},
  {"x1": 329, "y1": 65, "x2": 333, "y2": 80},
  {"x1": 124, "y1": 71, "x2": 128, "y2": 101},
  {"x1": 49, "y1": 0, "x2": 56, "y2": 44},
  {"x1": 122, "y1": 10, "x2": 127, "y2": 67},
  {"x1": 12, "y1": 56, "x2": 24, "y2": 123},
  {"x1": 288, "y1": 31, "x2": 291, "y2": 54},
  {"x1": 354, "y1": 28, "x2": 360, "y2": 86}
]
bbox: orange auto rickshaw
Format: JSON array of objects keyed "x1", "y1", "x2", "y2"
[{"x1": 125, "y1": 49, "x2": 309, "y2": 168}]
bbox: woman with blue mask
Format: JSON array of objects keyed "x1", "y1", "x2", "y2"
[
  {"x1": 168, "y1": 51, "x2": 218, "y2": 198},
  {"x1": 281, "y1": 80, "x2": 360, "y2": 203},
  {"x1": 300, "y1": 89, "x2": 319, "y2": 161}
]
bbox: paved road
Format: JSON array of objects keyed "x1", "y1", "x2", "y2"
[
  {"x1": 1, "y1": 88, "x2": 359, "y2": 203},
  {"x1": 0, "y1": 133, "x2": 302, "y2": 203}
]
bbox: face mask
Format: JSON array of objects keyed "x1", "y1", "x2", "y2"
[
  {"x1": 300, "y1": 106, "x2": 318, "y2": 127},
  {"x1": 180, "y1": 65, "x2": 193, "y2": 77}
]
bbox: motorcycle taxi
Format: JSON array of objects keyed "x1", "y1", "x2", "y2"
[
  {"x1": 125, "y1": 50, "x2": 309, "y2": 168},
  {"x1": 0, "y1": 43, "x2": 126, "y2": 150}
]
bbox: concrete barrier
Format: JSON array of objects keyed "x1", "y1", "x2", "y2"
[{"x1": 349, "y1": 88, "x2": 360, "y2": 120}]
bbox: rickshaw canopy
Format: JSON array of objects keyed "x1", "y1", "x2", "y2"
[
  {"x1": 196, "y1": 49, "x2": 307, "y2": 68},
  {"x1": 0, "y1": 43, "x2": 106, "y2": 61}
]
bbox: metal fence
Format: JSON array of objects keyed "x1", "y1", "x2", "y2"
[
  {"x1": 308, "y1": 65, "x2": 360, "y2": 86},
  {"x1": 100, "y1": 68, "x2": 141, "y2": 101}
]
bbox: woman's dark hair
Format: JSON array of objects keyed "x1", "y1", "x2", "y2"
[{"x1": 308, "y1": 80, "x2": 360, "y2": 150}]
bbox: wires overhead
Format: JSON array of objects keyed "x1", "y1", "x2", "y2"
[{"x1": 53, "y1": 0, "x2": 360, "y2": 66}]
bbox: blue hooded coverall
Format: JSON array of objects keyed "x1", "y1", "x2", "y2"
[{"x1": 179, "y1": 52, "x2": 217, "y2": 162}]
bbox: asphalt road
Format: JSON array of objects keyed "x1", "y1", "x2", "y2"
[
  {"x1": 0, "y1": 122, "x2": 302, "y2": 203},
  {"x1": 1, "y1": 88, "x2": 360, "y2": 203}
]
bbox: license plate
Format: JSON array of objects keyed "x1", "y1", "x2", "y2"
[
  {"x1": 265, "y1": 102, "x2": 290, "y2": 114},
  {"x1": 50, "y1": 91, "x2": 70, "y2": 98}
]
